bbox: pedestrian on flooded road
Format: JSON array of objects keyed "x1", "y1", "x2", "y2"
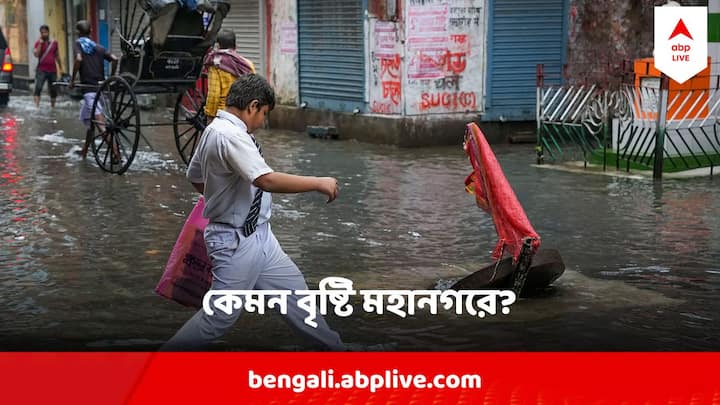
[
  {"x1": 69, "y1": 20, "x2": 118, "y2": 159},
  {"x1": 33, "y1": 24, "x2": 62, "y2": 108},
  {"x1": 163, "y1": 74, "x2": 345, "y2": 351}
]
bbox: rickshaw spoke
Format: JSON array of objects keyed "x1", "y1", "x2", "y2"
[
  {"x1": 102, "y1": 134, "x2": 112, "y2": 167},
  {"x1": 114, "y1": 92, "x2": 128, "y2": 119},
  {"x1": 183, "y1": 89, "x2": 201, "y2": 113},
  {"x1": 178, "y1": 125, "x2": 195, "y2": 138},
  {"x1": 109, "y1": 136, "x2": 118, "y2": 167},
  {"x1": 179, "y1": 105, "x2": 193, "y2": 118},
  {"x1": 100, "y1": 95, "x2": 113, "y2": 122},
  {"x1": 94, "y1": 130, "x2": 108, "y2": 149},
  {"x1": 190, "y1": 130, "x2": 199, "y2": 155},
  {"x1": 116, "y1": 97, "x2": 133, "y2": 120},
  {"x1": 113, "y1": 98, "x2": 126, "y2": 120},
  {"x1": 188, "y1": 91, "x2": 201, "y2": 111},
  {"x1": 180, "y1": 130, "x2": 198, "y2": 154},
  {"x1": 117, "y1": 143, "x2": 129, "y2": 164},
  {"x1": 181, "y1": 99, "x2": 197, "y2": 116},
  {"x1": 111, "y1": 133, "x2": 124, "y2": 166},
  {"x1": 175, "y1": 81, "x2": 207, "y2": 165},
  {"x1": 115, "y1": 134, "x2": 128, "y2": 162},
  {"x1": 118, "y1": 129, "x2": 132, "y2": 151},
  {"x1": 115, "y1": 104, "x2": 135, "y2": 123},
  {"x1": 124, "y1": 111, "x2": 138, "y2": 122},
  {"x1": 117, "y1": 129, "x2": 134, "y2": 147},
  {"x1": 112, "y1": 89, "x2": 122, "y2": 116}
]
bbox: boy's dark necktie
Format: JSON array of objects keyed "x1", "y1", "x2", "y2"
[{"x1": 242, "y1": 136, "x2": 263, "y2": 237}]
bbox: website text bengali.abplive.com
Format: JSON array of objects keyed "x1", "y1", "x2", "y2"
[{"x1": 248, "y1": 369, "x2": 482, "y2": 393}]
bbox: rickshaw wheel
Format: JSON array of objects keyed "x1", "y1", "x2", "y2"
[
  {"x1": 90, "y1": 76, "x2": 140, "y2": 175},
  {"x1": 173, "y1": 84, "x2": 207, "y2": 165}
]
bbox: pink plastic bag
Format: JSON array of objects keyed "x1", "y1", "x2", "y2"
[{"x1": 155, "y1": 197, "x2": 212, "y2": 309}]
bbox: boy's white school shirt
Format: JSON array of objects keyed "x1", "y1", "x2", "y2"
[{"x1": 186, "y1": 110, "x2": 274, "y2": 227}]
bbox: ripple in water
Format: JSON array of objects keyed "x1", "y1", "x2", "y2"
[{"x1": 35, "y1": 131, "x2": 79, "y2": 145}]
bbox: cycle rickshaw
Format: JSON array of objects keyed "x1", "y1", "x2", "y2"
[{"x1": 85, "y1": 0, "x2": 230, "y2": 174}]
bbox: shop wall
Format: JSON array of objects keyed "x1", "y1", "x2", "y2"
[
  {"x1": 44, "y1": 0, "x2": 67, "y2": 73},
  {"x1": 367, "y1": 7, "x2": 403, "y2": 114},
  {"x1": 403, "y1": 0, "x2": 486, "y2": 115},
  {"x1": 266, "y1": 0, "x2": 299, "y2": 105}
]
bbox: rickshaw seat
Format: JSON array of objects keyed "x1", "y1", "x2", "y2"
[{"x1": 151, "y1": 4, "x2": 205, "y2": 52}]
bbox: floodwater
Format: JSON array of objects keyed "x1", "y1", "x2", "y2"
[{"x1": 1, "y1": 95, "x2": 719, "y2": 351}]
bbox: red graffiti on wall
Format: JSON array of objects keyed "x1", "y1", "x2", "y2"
[
  {"x1": 379, "y1": 54, "x2": 401, "y2": 79},
  {"x1": 375, "y1": 53, "x2": 402, "y2": 110},
  {"x1": 371, "y1": 101, "x2": 395, "y2": 114},
  {"x1": 449, "y1": 34, "x2": 468, "y2": 45},
  {"x1": 449, "y1": 34, "x2": 470, "y2": 53},
  {"x1": 382, "y1": 81, "x2": 402, "y2": 105},
  {"x1": 420, "y1": 91, "x2": 477, "y2": 112},
  {"x1": 419, "y1": 51, "x2": 467, "y2": 75}
]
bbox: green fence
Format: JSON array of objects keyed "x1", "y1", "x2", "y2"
[{"x1": 536, "y1": 63, "x2": 720, "y2": 178}]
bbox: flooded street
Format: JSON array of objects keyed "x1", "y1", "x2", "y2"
[{"x1": 1, "y1": 95, "x2": 719, "y2": 351}]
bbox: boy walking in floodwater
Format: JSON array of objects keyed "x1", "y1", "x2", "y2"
[{"x1": 163, "y1": 74, "x2": 345, "y2": 351}]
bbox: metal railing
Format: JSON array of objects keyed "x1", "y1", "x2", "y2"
[{"x1": 536, "y1": 61, "x2": 720, "y2": 178}]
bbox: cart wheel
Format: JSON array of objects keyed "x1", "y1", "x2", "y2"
[
  {"x1": 173, "y1": 85, "x2": 207, "y2": 165},
  {"x1": 90, "y1": 76, "x2": 140, "y2": 175}
]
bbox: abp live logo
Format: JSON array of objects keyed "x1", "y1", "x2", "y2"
[{"x1": 654, "y1": 6, "x2": 707, "y2": 83}]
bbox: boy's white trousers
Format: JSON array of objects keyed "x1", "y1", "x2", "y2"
[{"x1": 163, "y1": 222, "x2": 345, "y2": 351}]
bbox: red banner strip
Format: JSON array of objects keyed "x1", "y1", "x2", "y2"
[{"x1": 1, "y1": 353, "x2": 718, "y2": 404}]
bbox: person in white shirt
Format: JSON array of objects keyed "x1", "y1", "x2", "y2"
[{"x1": 164, "y1": 74, "x2": 345, "y2": 351}]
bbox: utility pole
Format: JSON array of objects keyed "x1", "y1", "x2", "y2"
[{"x1": 653, "y1": 75, "x2": 669, "y2": 180}]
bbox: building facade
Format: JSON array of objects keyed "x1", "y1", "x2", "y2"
[
  {"x1": 2, "y1": 0, "x2": 113, "y2": 89},
  {"x1": 263, "y1": 0, "x2": 570, "y2": 143},
  {"x1": 261, "y1": 0, "x2": 710, "y2": 144},
  {"x1": 7, "y1": 0, "x2": 706, "y2": 144},
  {"x1": 2, "y1": 0, "x2": 31, "y2": 84}
]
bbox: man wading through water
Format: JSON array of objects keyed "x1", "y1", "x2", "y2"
[
  {"x1": 69, "y1": 20, "x2": 119, "y2": 160},
  {"x1": 33, "y1": 24, "x2": 62, "y2": 108}
]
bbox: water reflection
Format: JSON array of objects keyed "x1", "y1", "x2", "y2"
[{"x1": 0, "y1": 96, "x2": 719, "y2": 350}]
